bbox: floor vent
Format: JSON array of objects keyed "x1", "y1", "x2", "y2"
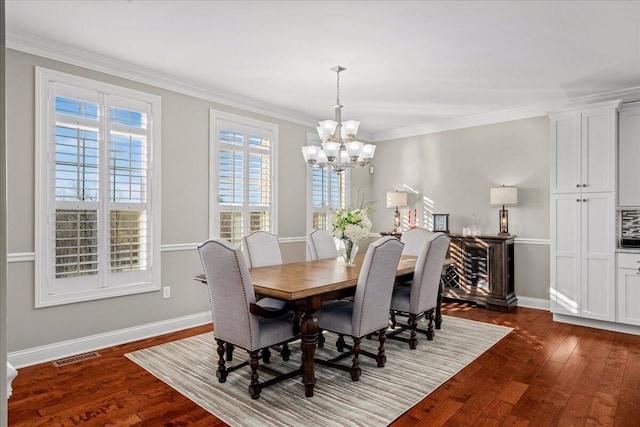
[{"x1": 52, "y1": 351, "x2": 100, "y2": 367}]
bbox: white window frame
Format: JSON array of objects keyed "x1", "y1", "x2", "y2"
[
  {"x1": 35, "y1": 67, "x2": 161, "y2": 307},
  {"x1": 209, "y1": 110, "x2": 278, "y2": 243},
  {"x1": 306, "y1": 132, "x2": 350, "y2": 234}
]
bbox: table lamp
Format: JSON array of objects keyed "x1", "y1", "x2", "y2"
[
  {"x1": 386, "y1": 191, "x2": 407, "y2": 233},
  {"x1": 490, "y1": 186, "x2": 518, "y2": 235}
]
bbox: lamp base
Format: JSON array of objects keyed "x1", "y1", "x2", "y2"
[
  {"x1": 392, "y1": 208, "x2": 402, "y2": 234},
  {"x1": 498, "y1": 208, "x2": 509, "y2": 236}
]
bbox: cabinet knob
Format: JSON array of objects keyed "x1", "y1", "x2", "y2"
[
  {"x1": 582, "y1": 184, "x2": 587, "y2": 187},
  {"x1": 576, "y1": 199, "x2": 580, "y2": 202},
  {"x1": 583, "y1": 199, "x2": 587, "y2": 202},
  {"x1": 576, "y1": 184, "x2": 580, "y2": 188}
]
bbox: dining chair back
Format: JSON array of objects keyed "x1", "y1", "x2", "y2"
[
  {"x1": 316, "y1": 236, "x2": 404, "y2": 381},
  {"x1": 307, "y1": 228, "x2": 339, "y2": 260},
  {"x1": 389, "y1": 232, "x2": 450, "y2": 348},
  {"x1": 197, "y1": 238, "x2": 299, "y2": 399},
  {"x1": 242, "y1": 231, "x2": 283, "y2": 268},
  {"x1": 401, "y1": 227, "x2": 435, "y2": 256}
]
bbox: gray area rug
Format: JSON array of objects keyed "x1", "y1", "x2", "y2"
[{"x1": 126, "y1": 316, "x2": 512, "y2": 426}]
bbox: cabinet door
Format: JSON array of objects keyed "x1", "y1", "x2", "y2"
[
  {"x1": 581, "y1": 193, "x2": 616, "y2": 321},
  {"x1": 581, "y1": 107, "x2": 617, "y2": 193},
  {"x1": 617, "y1": 268, "x2": 640, "y2": 326},
  {"x1": 550, "y1": 194, "x2": 581, "y2": 315},
  {"x1": 551, "y1": 112, "x2": 581, "y2": 194},
  {"x1": 618, "y1": 106, "x2": 640, "y2": 206}
]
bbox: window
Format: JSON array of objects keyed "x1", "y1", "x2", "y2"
[
  {"x1": 35, "y1": 68, "x2": 161, "y2": 307},
  {"x1": 210, "y1": 111, "x2": 277, "y2": 245},
  {"x1": 306, "y1": 133, "x2": 348, "y2": 233}
]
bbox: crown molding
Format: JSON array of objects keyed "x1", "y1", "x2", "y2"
[
  {"x1": 6, "y1": 29, "x2": 636, "y2": 144},
  {"x1": 5, "y1": 29, "x2": 323, "y2": 130},
  {"x1": 370, "y1": 86, "x2": 640, "y2": 142}
]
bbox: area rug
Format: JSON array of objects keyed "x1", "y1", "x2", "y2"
[{"x1": 126, "y1": 316, "x2": 512, "y2": 426}]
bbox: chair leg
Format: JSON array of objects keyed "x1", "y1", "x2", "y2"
[
  {"x1": 336, "y1": 334, "x2": 346, "y2": 352},
  {"x1": 350, "y1": 337, "x2": 362, "y2": 381},
  {"x1": 376, "y1": 328, "x2": 387, "y2": 367},
  {"x1": 427, "y1": 309, "x2": 435, "y2": 340},
  {"x1": 225, "y1": 343, "x2": 235, "y2": 361},
  {"x1": 409, "y1": 313, "x2": 418, "y2": 349},
  {"x1": 280, "y1": 342, "x2": 291, "y2": 361},
  {"x1": 216, "y1": 339, "x2": 228, "y2": 383},
  {"x1": 248, "y1": 350, "x2": 262, "y2": 399},
  {"x1": 262, "y1": 347, "x2": 271, "y2": 364},
  {"x1": 390, "y1": 311, "x2": 397, "y2": 329},
  {"x1": 318, "y1": 328, "x2": 325, "y2": 348}
]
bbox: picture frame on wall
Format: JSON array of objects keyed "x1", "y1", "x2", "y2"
[{"x1": 433, "y1": 213, "x2": 450, "y2": 233}]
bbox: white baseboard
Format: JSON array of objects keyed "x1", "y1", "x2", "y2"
[
  {"x1": 516, "y1": 296, "x2": 550, "y2": 311},
  {"x1": 8, "y1": 311, "x2": 212, "y2": 368},
  {"x1": 553, "y1": 313, "x2": 640, "y2": 336}
]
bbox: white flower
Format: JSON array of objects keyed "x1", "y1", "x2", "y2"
[{"x1": 329, "y1": 205, "x2": 373, "y2": 244}]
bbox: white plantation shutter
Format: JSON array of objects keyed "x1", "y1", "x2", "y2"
[
  {"x1": 36, "y1": 68, "x2": 161, "y2": 306},
  {"x1": 210, "y1": 111, "x2": 277, "y2": 245},
  {"x1": 307, "y1": 134, "x2": 348, "y2": 233}
]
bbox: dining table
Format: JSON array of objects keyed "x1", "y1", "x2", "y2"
[{"x1": 195, "y1": 253, "x2": 453, "y2": 397}]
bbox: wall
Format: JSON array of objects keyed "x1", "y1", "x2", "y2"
[
  {"x1": 6, "y1": 49, "x2": 312, "y2": 353},
  {"x1": 6, "y1": 48, "x2": 551, "y2": 358},
  {"x1": 352, "y1": 116, "x2": 551, "y2": 301}
]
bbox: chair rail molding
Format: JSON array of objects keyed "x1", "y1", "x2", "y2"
[{"x1": 7, "y1": 236, "x2": 543, "y2": 262}]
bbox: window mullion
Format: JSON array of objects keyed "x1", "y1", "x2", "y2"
[
  {"x1": 100, "y1": 92, "x2": 110, "y2": 288},
  {"x1": 242, "y1": 127, "x2": 250, "y2": 237}
]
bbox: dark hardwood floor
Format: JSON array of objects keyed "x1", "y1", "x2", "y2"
[{"x1": 7, "y1": 303, "x2": 640, "y2": 426}]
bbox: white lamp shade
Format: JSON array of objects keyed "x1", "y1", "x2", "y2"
[
  {"x1": 322, "y1": 141, "x2": 340, "y2": 159},
  {"x1": 318, "y1": 120, "x2": 338, "y2": 137},
  {"x1": 301, "y1": 145, "x2": 320, "y2": 162},
  {"x1": 341, "y1": 120, "x2": 360, "y2": 137},
  {"x1": 490, "y1": 186, "x2": 518, "y2": 206},
  {"x1": 361, "y1": 144, "x2": 376, "y2": 159},
  {"x1": 345, "y1": 141, "x2": 364, "y2": 158},
  {"x1": 316, "y1": 150, "x2": 328, "y2": 165},
  {"x1": 386, "y1": 191, "x2": 408, "y2": 208},
  {"x1": 340, "y1": 150, "x2": 350, "y2": 163}
]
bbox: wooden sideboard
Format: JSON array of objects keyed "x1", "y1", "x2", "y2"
[{"x1": 441, "y1": 233, "x2": 517, "y2": 312}]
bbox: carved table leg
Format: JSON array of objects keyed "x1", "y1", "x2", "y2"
[{"x1": 300, "y1": 308, "x2": 319, "y2": 397}]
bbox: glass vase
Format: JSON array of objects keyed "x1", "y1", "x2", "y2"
[{"x1": 341, "y1": 239, "x2": 359, "y2": 267}]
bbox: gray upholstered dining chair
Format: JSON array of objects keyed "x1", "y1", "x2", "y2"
[
  {"x1": 388, "y1": 232, "x2": 450, "y2": 349},
  {"x1": 315, "y1": 236, "x2": 404, "y2": 381},
  {"x1": 307, "y1": 228, "x2": 339, "y2": 260},
  {"x1": 401, "y1": 227, "x2": 435, "y2": 256},
  {"x1": 242, "y1": 230, "x2": 283, "y2": 268},
  {"x1": 197, "y1": 238, "x2": 300, "y2": 399},
  {"x1": 241, "y1": 230, "x2": 288, "y2": 310}
]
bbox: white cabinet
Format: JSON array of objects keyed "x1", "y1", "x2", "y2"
[
  {"x1": 551, "y1": 192, "x2": 616, "y2": 321},
  {"x1": 616, "y1": 253, "x2": 640, "y2": 326},
  {"x1": 550, "y1": 102, "x2": 619, "y2": 195},
  {"x1": 618, "y1": 104, "x2": 640, "y2": 207}
]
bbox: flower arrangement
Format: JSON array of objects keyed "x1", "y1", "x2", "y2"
[
  {"x1": 330, "y1": 207, "x2": 373, "y2": 243},
  {"x1": 330, "y1": 202, "x2": 374, "y2": 266}
]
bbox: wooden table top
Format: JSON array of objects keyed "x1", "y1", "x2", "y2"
[{"x1": 195, "y1": 255, "x2": 454, "y2": 302}]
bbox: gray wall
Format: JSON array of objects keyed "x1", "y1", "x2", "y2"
[
  {"x1": 352, "y1": 116, "x2": 551, "y2": 300},
  {"x1": 6, "y1": 48, "x2": 551, "y2": 355},
  {"x1": 6, "y1": 49, "x2": 312, "y2": 352}
]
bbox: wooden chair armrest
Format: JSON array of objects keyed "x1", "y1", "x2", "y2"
[{"x1": 249, "y1": 302, "x2": 294, "y2": 318}]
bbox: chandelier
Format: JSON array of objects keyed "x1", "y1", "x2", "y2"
[{"x1": 301, "y1": 66, "x2": 376, "y2": 172}]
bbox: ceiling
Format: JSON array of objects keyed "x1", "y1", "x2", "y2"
[{"x1": 6, "y1": 0, "x2": 640, "y2": 141}]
